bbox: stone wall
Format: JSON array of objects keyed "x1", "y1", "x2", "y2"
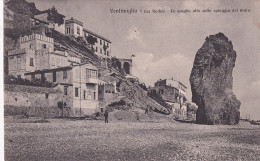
[{"x1": 4, "y1": 84, "x2": 64, "y2": 117}]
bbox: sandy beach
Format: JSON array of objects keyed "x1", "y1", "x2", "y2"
[{"x1": 4, "y1": 116, "x2": 260, "y2": 161}]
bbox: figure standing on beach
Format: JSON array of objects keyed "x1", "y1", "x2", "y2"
[
  {"x1": 104, "y1": 110, "x2": 109, "y2": 123},
  {"x1": 145, "y1": 107, "x2": 148, "y2": 114}
]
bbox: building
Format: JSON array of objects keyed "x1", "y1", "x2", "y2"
[
  {"x1": 8, "y1": 48, "x2": 36, "y2": 78},
  {"x1": 65, "y1": 17, "x2": 84, "y2": 37},
  {"x1": 19, "y1": 33, "x2": 54, "y2": 52},
  {"x1": 149, "y1": 78, "x2": 187, "y2": 116},
  {"x1": 24, "y1": 63, "x2": 100, "y2": 116},
  {"x1": 83, "y1": 28, "x2": 111, "y2": 58},
  {"x1": 8, "y1": 34, "x2": 81, "y2": 77},
  {"x1": 8, "y1": 33, "x2": 100, "y2": 116},
  {"x1": 154, "y1": 79, "x2": 187, "y2": 99},
  {"x1": 98, "y1": 72, "x2": 118, "y2": 102},
  {"x1": 64, "y1": 17, "x2": 111, "y2": 58},
  {"x1": 4, "y1": 84, "x2": 63, "y2": 117},
  {"x1": 8, "y1": 34, "x2": 54, "y2": 77}
]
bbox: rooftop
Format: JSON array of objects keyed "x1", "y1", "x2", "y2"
[
  {"x1": 83, "y1": 28, "x2": 111, "y2": 43},
  {"x1": 157, "y1": 79, "x2": 187, "y2": 88},
  {"x1": 65, "y1": 17, "x2": 83, "y2": 26},
  {"x1": 25, "y1": 66, "x2": 73, "y2": 75}
]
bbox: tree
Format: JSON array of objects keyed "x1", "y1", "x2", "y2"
[
  {"x1": 86, "y1": 35, "x2": 97, "y2": 51},
  {"x1": 47, "y1": 6, "x2": 65, "y2": 26},
  {"x1": 58, "y1": 101, "x2": 67, "y2": 117}
]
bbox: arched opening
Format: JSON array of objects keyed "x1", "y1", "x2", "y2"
[
  {"x1": 116, "y1": 61, "x2": 121, "y2": 71},
  {"x1": 123, "y1": 62, "x2": 130, "y2": 74}
]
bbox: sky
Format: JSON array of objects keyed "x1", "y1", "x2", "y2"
[{"x1": 27, "y1": 0, "x2": 260, "y2": 120}]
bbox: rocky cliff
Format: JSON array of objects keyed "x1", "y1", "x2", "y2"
[{"x1": 190, "y1": 33, "x2": 240, "y2": 125}]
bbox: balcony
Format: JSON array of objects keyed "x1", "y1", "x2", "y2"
[{"x1": 85, "y1": 77, "x2": 98, "y2": 84}]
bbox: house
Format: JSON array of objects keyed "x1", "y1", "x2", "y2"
[
  {"x1": 24, "y1": 63, "x2": 100, "y2": 116},
  {"x1": 64, "y1": 17, "x2": 111, "y2": 58},
  {"x1": 8, "y1": 33, "x2": 81, "y2": 77},
  {"x1": 65, "y1": 17, "x2": 84, "y2": 37},
  {"x1": 8, "y1": 34, "x2": 54, "y2": 77},
  {"x1": 83, "y1": 28, "x2": 111, "y2": 58},
  {"x1": 98, "y1": 72, "x2": 118, "y2": 102},
  {"x1": 149, "y1": 78, "x2": 187, "y2": 117}
]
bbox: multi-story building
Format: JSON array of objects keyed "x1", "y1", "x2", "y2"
[
  {"x1": 64, "y1": 17, "x2": 111, "y2": 58},
  {"x1": 154, "y1": 79, "x2": 187, "y2": 99},
  {"x1": 65, "y1": 17, "x2": 84, "y2": 37},
  {"x1": 25, "y1": 63, "x2": 100, "y2": 116},
  {"x1": 8, "y1": 34, "x2": 54, "y2": 77},
  {"x1": 19, "y1": 34, "x2": 54, "y2": 52},
  {"x1": 8, "y1": 48, "x2": 36, "y2": 77},
  {"x1": 149, "y1": 78, "x2": 187, "y2": 117},
  {"x1": 83, "y1": 28, "x2": 111, "y2": 58},
  {"x1": 150, "y1": 78, "x2": 187, "y2": 110},
  {"x1": 8, "y1": 34, "x2": 81, "y2": 77}
]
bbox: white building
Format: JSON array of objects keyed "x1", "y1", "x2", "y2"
[
  {"x1": 83, "y1": 28, "x2": 111, "y2": 58},
  {"x1": 25, "y1": 63, "x2": 100, "y2": 116},
  {"x1": 64, "y1": 17, "x2": 111, "y2": 58},
  {"x1": 65, "y1": 17, "x2": 84, "y2": 37}
]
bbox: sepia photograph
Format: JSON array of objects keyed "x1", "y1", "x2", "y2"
[{"x1": 2, "y1": 0, "x2": 260, "y2": 160}]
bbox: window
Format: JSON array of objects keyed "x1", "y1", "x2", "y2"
[
  {"x1": 107, "y1": 51, "x2": 109, "y2": 56},
  {"x1": 75, "y1": 87, "x2": 79, "y2": 97},
  {"x1": 41, "y1": 73, "x2": 45, "y2": 82},
  {"x1": 100, "y1": 48, "x2": 102, "y2": 54},
  {"x1": 32, "y1": 74, "x2": 35, "y2": 80},
  {"x1": 63, "y1": 70, "x2": 67, "y2": 80},
  {"x1": 86, "y1": 69, "x2": 97, "y2": 78},
  {"x1": 96, "y1": 47, "x2": 98, "y2": 52},
  {"x1": 42, "y1": 44, "x2": 46, "y2": 49},
  {"x1": 57, "y1": 58, "x2": 60, "y2": 66},
  {"x1": 77, "y1": 26, "x2": 80, "y2": 35},
  {"x1": 160, "y1": 90, "x2": 164, "y2": 95},
  {"x1": 45, "y1": 93, "x2": 49, "y2": 99},
  {"x1": 64, "y1": 86, "x2": 68, "y2": 95},
  {"x1": 53, "y1": 71, "x2": 56, "y2": 82},
  {"x1": 86, "y1": 69, "x2": 90, "y2": 78},
  {"x1": 30, "y1": 43, "x2": 34, "y2": 49},
  {"x1": 100, "y1": 40, "x2": 102, "y2": 45},
  {"x1": 30, "y1": 58, "x2": 34, "y2": 66},
  {"x1": 93, "y1": 92, "x2": 96, "y2": 100},
  {"x1": 83, "y1": 90, "x2": 86, "y2": 100},
  {"x1": 107, "y1": 42, "x2": 109, "y2": 47},
  {"x1": 92, "y1": 70, "x2": 97, "y2": 78},
  {"x1": 66, "y1": 27, "x2": 70, "y2": 34}
]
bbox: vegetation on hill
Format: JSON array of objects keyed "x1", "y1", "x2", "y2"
[{"x1": 5, "y1": 0, "x2": 39, "y2": 16}]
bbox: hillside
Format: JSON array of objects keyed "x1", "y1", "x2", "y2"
[
  {"x1": 4, "y1": 0, "x2": 171, "y2": 115},
  {"x1": 5, "y1": 0, "x2": 39, "y2": 16}
]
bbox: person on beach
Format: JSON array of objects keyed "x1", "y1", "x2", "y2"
[
  {"x1": 145, "y1": 107, "x2": 148, "y2": 114},
  {"x1": 104, "y1": 110, "x2": 109, "y2": 123}
]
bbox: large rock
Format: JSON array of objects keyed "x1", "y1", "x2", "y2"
[{"x1": 190, "y1": 33, "x2": 240, "y2": 125}]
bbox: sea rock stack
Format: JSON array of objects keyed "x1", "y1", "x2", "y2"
[{"x1": 190, "y1": 33, "x2": 240, "y2": 125}]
